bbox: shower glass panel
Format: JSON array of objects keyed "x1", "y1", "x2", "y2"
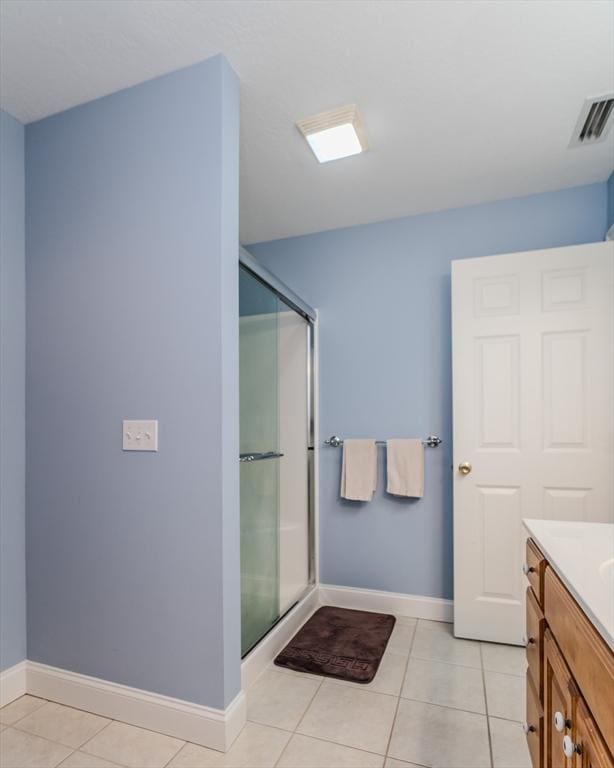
[{"x1": 239, "y1": 265, "x2": 311, "y2": 657}]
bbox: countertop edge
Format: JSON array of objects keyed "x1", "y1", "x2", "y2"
[{"x1": 522, "y1": 518, "x2": 614, "y2": 652}]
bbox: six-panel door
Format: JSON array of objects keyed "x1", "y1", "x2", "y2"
[{"x1": 452, "y1": 242, "x2": 614, "y2": 643}]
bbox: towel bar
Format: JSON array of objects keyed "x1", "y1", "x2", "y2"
[{"x1": 324, "y1": 435, "x2": 442, "y2": 448}]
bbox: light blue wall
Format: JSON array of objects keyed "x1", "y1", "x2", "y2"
[
  {"x1": 26, "y1": 56, "x2": 241, "y2": 708},
  {"x1": 608, "y1": 171, "x2": 614, "y2": 230},
  {"x1": 249, "y1": 182, "x2": 607, "y2": 600},
  {"x1": 0, "y1": 109, "x2": 27, "y2": 672}
]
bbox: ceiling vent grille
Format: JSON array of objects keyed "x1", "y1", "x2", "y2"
[{"x1": 570, "y1": 95, "x2": 614, "y2": 147}]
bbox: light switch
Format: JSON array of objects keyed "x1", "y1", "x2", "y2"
[{"x1": 123, "y1": 420, "x2": 158, "y2": 451}]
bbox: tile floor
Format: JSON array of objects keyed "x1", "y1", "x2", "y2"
[{"x1": 0, "y1": 618, "x2": 531, "y2": 768}]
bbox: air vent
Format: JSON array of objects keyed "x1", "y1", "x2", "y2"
[{"x1": 570, "y1": 95, "x2": 614, "y2": 147}]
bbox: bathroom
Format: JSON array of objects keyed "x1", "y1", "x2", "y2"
[{"x1": 0, "y1": 2, "x2": 612, "y2": 767}]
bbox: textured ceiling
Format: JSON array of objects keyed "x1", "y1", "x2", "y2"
[{"x1": 1, "y1": 0, "x2": 613, "y2": 243}]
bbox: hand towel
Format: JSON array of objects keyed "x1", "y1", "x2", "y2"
[
  {"x1": 386, "y1": 439, "x2": 424, "y2": 498},
  {"x1": 340, "y1": 439, "x2": 378, "y2": 501}
]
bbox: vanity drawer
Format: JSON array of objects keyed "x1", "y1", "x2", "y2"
[
  {"x1": 524, "y1": 538, "x2": 546, "y2": 608},
  {"x1": 544, "y1": 567, "x2": 614, "y2": 750},
  {"x1": 526, "y1": 586, "x2": 545, "y2": 699},
  {"x1": 525, "y1": 671, "x2": 543, "y2": 768}
]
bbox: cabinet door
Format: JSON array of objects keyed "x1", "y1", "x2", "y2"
[
  {"x1": 573, "y1": 699, "x2": 613, "y2": 768},
  {"x1": 544, "y1": 630, "x2": 577, "y2": 768}
]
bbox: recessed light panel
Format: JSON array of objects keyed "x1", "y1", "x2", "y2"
[{"x1": 297, "y1": 105, "x2": 368, "y2": 163}]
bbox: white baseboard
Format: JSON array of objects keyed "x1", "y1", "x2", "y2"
[
  {"x1": 319, "y1": 583, "x2": 453, "y2": 623},
  {"x1": 8, "y1": 584, "x2": 450, "y2": 750},
  {"x1": 26, "y1": 662, "x2": 245, "y2": 752},
  {"x1": 241, "y1": 585, "x2": 319, "y2": 690},
  {"x1": 0, "y1": 661, "x2": 27, "y2": 707}
]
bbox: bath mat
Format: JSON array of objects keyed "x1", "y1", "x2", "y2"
[{"x1": 274, "y1": 606, "x2": 395, "y2": 683}]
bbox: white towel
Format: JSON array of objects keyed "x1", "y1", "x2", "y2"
[
  {"x1": 340, "y1": 439, "x2": 378, "y2": 501},
  {"x1": 386, "y1": 439, "x2": 424, "y2": 498}
]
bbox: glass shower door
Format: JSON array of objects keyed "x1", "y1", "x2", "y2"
[
  {"x1": 239, "y1": 264, "x2": 312, "y2": 656},
  {"x1": 239, "y1": 267, "x2": 281, "y2": 655}
]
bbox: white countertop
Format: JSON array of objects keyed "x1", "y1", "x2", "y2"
[{"x1": 523, "y1": 519, "x2": 614, "y2": 650}]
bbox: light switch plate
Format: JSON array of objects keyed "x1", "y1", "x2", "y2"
[{"x1": 123, "y1": 420, "x2": 158, "y2": 451}]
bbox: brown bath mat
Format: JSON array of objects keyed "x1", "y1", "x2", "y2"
[{"x1": 274, "y1": 606, "x2": 395, "y2": 683}]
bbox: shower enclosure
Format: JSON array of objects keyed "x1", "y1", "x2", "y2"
[{"x1": 239, "y1": 248, "x2": 315, "y2": 657}]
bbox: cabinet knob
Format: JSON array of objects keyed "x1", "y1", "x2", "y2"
[
  {"x1": 522, "y1": 563, "x2": 535, "y2": 576},
  {"x1": 562, "y1": 735, "x2": 581, "y2": 758},
  {"x1": 522, "y1": 722, "x2": 535, "y2": 735},
  {"x1": 554, "y1": 711, "x2": 570, "y2": 732}
]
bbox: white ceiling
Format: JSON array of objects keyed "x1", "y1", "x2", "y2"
[{"x1": 1, "y1": 0, "x2": 613, "y2": 243}]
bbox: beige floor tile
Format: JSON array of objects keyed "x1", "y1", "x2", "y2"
[
  {"x1": 411, "y1": 622, "x2": 481, "y2": 668},
  {"x1": 417, "y1": 620, "x2": 452, "y2": 631},
  {"x1": 169, "y1": 722, "x2": 290, "y2": 767},
  {"x1": 393, "y1": 616, "x2": 418, "y2": 628},
  {"x1": 0, "y1": 695, "x2": 47, "y2": 725},
  {"x1": 297, "y1": 681, "x2": 397, "y2": 755},
  {"x1": 80, "y1": 721, "x2": 183, "y2": 768},
  {"x1": 481, "y1": 642, "x2": 527, "y2": 677},
  {"x1": 489, "y1": 716, "x2": 532, "y2": 768},
  {"x1": 401, "y1": 658, "x2": 486, "y2": 714},
  {"x1": 15, "y1": 702, "x2": 110, "y2": 748},
  {"x1": 278, "y1": 734, "x2": 384, "y2": 767},
  {"x1": 60, "y1": 751, "x2": 122, "y2": 768},
  {"x1": 386, "y1": 623, "x2": 415, "y2": 654},
  {"x1": 485, "y1": 670, "x2": 525, "y2": 722},
  {"x1": 384, "y1": 759, "x2": 426, "y2": 768},
  {"x1": 328, "y1": 650, "x2": 408, "y2": 696},
  {"x1": 0, "y1": 727, "x2": 73, "y2": 768},
  {"x1": 388, "y1": 699, "x2": 491, "y2": 768},
  {"x1": 247, "y1": 669, "x2": 320, "y2": 731}
]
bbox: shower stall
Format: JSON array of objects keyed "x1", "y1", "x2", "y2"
[{"x1": 238, "y1": 248, "x2": 316, "y2": 657}]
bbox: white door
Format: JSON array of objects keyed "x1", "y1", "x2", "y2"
[{"x1": 452, "y1": 241, "x2": 613, "y2": 644}]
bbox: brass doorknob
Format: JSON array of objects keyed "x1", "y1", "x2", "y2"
[{"x1": 458, "y1": 462, "x2": 472, "y2": 475}]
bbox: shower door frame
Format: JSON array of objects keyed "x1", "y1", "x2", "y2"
[{"x1": 239, "y1": 247, "x2": 317, "y2": 651}]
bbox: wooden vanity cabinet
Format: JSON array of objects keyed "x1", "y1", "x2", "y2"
[{"x1": 524, "y1": 538, "x2": 613, "y2": 768}]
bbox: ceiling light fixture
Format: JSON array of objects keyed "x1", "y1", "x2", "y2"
[{"x1": 297, "y1": 104, "x2": 368, "y2": 163}]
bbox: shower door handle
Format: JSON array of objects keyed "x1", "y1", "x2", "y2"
[{"x1": 239, "y1": 451, "x2": 284, "y2": 463}]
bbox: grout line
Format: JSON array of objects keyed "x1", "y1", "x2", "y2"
[
  {"x1": 161, "y1": 738, "x2": 187, "y2": 768},
  {"x1": 76, "y1": 718, "x2": 116, "y2": 756},
  {"x1": 290, "y1": 675, "x2": 324, "y2": 733},
  {"x1": 275, "y1": 729, "x2": 392, "y2": 759},
  {"x1": 397, "y1": 693, "x2": 486, "y2": 717},
  {"x1": 2, "y1": 724, "x2": 79, "y2": 753},
  {"x1": 479, "y1": 642, "x2": 495, "y2": 768},
  {"x1": 409, "y1": 652, "x2": 483, "y2": 671},
  {"x1": 78, "y1": 717, "x2": 184, "y2": 768},
  {"x1": 481, "y1": 666, "x2": 526, "y2": 679},
  {"x1": 5, "y1": 714, "x2": 131, "y2": 768},
  {"x1": 383, "y1": 620, "x2": 417, "y2": 762},
  {"x1": 0, "y1": 696, "x2": 48, "y2": 727},
  {"x1": 487, "y1": 713, "x2": 527, "y2": 725},
  {"x1": 272, "y1": 673, "x2": 324, "y2": 768},
  {"x1": 56, "y1": 747, "x2": 78, "y2": 767}
]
